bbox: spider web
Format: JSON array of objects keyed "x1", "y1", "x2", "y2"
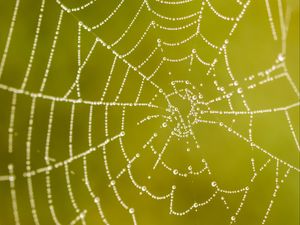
[{"x1": 0, "y1": 0, "x2": 299, "y2": 224}]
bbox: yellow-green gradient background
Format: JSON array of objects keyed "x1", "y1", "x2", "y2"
[{"x1": 0, "y1": 0, "x2": 299, "y2": 224}]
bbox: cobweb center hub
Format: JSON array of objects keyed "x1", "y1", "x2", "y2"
[{"x1": 165, "y1": 91, "x2": 205, "y2": 138}]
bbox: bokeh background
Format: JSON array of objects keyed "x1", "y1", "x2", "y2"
[{"x1": 0, "y1": 0, "x2": 299, "y2": 224}]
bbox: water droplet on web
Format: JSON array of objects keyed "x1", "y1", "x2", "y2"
[
  {"x1": 278, "y1": 54, "x2": 284, "y2": 62},
  {"x1": 129, "y1": 208, "x2": 135, "y2": 214},
  {"x1": 94, "y1": 197, "x2": 100, "y2": 203}
]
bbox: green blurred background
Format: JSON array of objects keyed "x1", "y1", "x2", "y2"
[{"x1": 0, "y1": 0, "x2": 299, "y2": 224}]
